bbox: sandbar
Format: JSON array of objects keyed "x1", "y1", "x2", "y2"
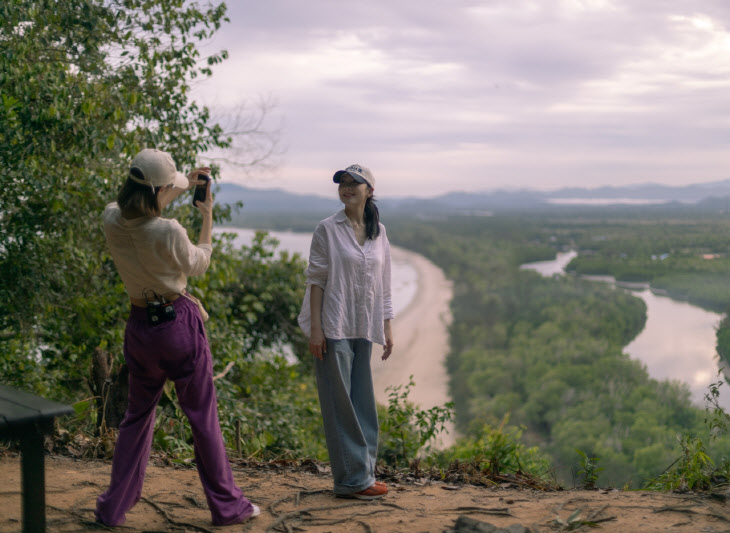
[{"x1": 371, "y1": 245, "x2": 456, "y2": 447}]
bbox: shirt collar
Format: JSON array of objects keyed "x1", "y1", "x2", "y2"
[{"x1": 334, "y1": 209, "x2": 349, "y2": 224}]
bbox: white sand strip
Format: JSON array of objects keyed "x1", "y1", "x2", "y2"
[{"x1": 371, "y1": 245, "x2": 456, "y2": 447}]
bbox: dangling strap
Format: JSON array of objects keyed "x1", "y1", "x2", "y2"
[
  {"x1": 128, "y1": 170, "x2": 155, "y2": 193},
  {"x1": 182, "y1": 291, "x2": 209, "y2": 322}
]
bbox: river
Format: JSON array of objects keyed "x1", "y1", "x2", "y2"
[{"x1": 521, "y1": 251, "x2": 728, "y2": 409}]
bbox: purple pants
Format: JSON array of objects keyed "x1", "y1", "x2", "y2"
[{"x1": 95, "y1": 297, "x2": 254, "y2": 526}]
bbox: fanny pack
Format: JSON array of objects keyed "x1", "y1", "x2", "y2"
[{"x1": 145, "y1": 294, "x2": 177, "y2": 326}]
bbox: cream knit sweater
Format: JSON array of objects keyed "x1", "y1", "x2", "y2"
[{"x1": 103, "y1": 203, "x2": 212, "y2": 299}]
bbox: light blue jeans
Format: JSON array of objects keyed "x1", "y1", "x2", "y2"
[{"x1": 314, "y1": 338, "x2": 378, "y2": 495}]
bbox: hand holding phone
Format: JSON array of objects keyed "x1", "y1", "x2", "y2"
[{"x1": 192, "y1": 174, "x2": 210, "y2": 206}]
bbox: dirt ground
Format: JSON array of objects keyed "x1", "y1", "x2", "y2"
[{"x1": 1, "y1": 454, "x2": 730, "y2": 533}]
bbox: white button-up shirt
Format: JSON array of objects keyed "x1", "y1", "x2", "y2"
[{"x1": 298, "y1": 210, "x2": 394, "y2": 345}]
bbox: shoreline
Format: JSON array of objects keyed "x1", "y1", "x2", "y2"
[
  {"x1": 524, "y1": 252, "x2": 727, "y2": 410},
  {"x1": 371, "y1": 245, "x2": 456, "y2": 447}
]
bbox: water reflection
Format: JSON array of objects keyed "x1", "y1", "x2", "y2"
[
  {"x1": 519, "y1": 250, "x2": 577, "y2": 276},
  {"x1": 522, "y1": 251, "x2": 727, "y2": 409},
  {"x1": 624, "y1": 290, "x2": 723, "y2": 405}
]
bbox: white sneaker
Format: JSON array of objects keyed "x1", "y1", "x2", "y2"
[{"x1": 250, "y1": 504, "x2": 261, "y2": 517}]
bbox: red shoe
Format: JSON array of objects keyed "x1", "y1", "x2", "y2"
[{"x1": 340, "y1": 484, "x2": 388, "y2": 500}]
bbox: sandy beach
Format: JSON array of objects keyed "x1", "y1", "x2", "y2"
[{"x1": 371, "y1": 245, "x2": 456, "y2": 447}]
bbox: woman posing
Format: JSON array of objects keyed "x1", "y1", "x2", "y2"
[
  {"x1": 299, "y1": 164, "x2": 394, "y2": 500},
  {"x1": 96, "y1": 149, "x2": 259, "y2": 526}
]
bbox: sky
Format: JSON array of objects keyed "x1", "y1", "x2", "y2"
[{"x1": 191, "y1": 0, "x2": 730, "y2": 199}]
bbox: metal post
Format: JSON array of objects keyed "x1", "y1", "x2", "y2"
[{"x1": 20, "y1": 430, "x2": 46, "y2": 533}]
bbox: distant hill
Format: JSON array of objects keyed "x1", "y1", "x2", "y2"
[
  {"x1": 215, "y1": 179, "x2": 730, "y2": 216},
  {"x1": 548, "y1": 180, "x2": 730, "y2": 202},
  {"x1": 216, "y1": 184, "x2": 340, "y2": 214}
]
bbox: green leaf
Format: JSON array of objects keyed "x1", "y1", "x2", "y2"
[{"x1": 72, "y1": 400, "x2": 90, "y2": 415}]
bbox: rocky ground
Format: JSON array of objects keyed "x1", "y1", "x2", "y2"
[{"x1": 2, "y1": 454, "x2": 730, "y2": 532}]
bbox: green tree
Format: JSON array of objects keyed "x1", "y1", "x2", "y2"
[
  {"x1": 0, "y1": 1, "x2": 328, "y2": 462},
  {"x1": 0, "y1": 0, "x2": 229, "y2": 393},
  {"x1": 387, "y1": 215, "x2": 729, "y2": 487}
]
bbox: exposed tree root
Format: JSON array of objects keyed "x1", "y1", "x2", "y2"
[
  {"x1": 140, "y1": 496, "x2": 213, "y2": 533},
  {"x1": 653, "y1": 504, "x2": 730, "y2": 523}
]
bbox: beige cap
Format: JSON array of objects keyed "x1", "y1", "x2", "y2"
[{"x1": 128, "y1": 149, "x2": 188, "y2": 191}]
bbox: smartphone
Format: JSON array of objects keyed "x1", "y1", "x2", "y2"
[{"x1": 192, "y1": 174, "x2": 210, "y2": 206}]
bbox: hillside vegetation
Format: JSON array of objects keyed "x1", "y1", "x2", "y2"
[{"x1": 387, "y1": 214, "x2": 730, "y2": 487}]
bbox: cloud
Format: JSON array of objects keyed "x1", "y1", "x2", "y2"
[{"x1": 193, "y1": 0, "x2": 730, "y2": 196}]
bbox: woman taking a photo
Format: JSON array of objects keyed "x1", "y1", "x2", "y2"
[
  {"x1": 299, "y1": 164, "x2": 394, "y2": 500},
  {"x1": 96, "y1": 149, "x2": 259, "y2": 526}
]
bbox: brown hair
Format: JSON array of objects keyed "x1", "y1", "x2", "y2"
[{"x1": 117, "y1": 168, "x2": 161, "y2": 217}]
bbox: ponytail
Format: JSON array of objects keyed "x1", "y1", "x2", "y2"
[{"x1": 364, "y1": 195, "x2": 380, "y2": 240}]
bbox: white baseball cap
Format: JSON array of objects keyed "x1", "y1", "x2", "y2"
[
  {"x1": 333, "y1": 164, "x2": 375, "y2": 189},
  {"x1": 128, "y1": 149, "x2": 188, "y2": 191}
]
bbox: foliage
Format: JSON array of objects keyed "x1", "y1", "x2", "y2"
[
  {"x1": 377, "y1": 376, "x2": 454, "y2": 466},
  {"x1": 716, "y1": 316, "x2": 730, "y2": 368},
  {"x1": 647, "y1": 378, "x2": 730, "y2": 492},
  {"x1": 386, "y1": 214, "x2": 730, "y2": 487},
  {"x1": 430, "y1": 419, "x2": 552, "y2": 481},
  {"x1": 0, "y1": 0, "x2": 233, "y2": 402},
  {"x1": 705, "y1": 379, "x2": 730, "y2": 440},
  {"x1": 576, "y1": 449, "x2": 604, "y2": 489},
  {"x1": 0, "y1": 0, "x2": 229, "y2": 334},
  {"x1": 204, "y1": 356, "x2": 324, "y2": 461},
  {"x1": 557, "y1": 217, "x2": 730, "y2": 312},
  {"x1": 0, "y1": 1, "x2": 324, "y2": 464},
  {"x1": 201, "y1": 231, "x2": 311, "y2": 361},
  {"x1": 646, "y1": 435, "x2": 715, "y2": 491}
]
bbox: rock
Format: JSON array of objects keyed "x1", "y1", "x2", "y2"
[
  {"x1": 504, "y1": 525, "x2": 534, "y2": 533},
  {"x1": 444, "y1": 515, "x2": 537, "y2": 533},
  {"x1": 444, "y1": 516, "x2": 499, "y2": 532}
]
